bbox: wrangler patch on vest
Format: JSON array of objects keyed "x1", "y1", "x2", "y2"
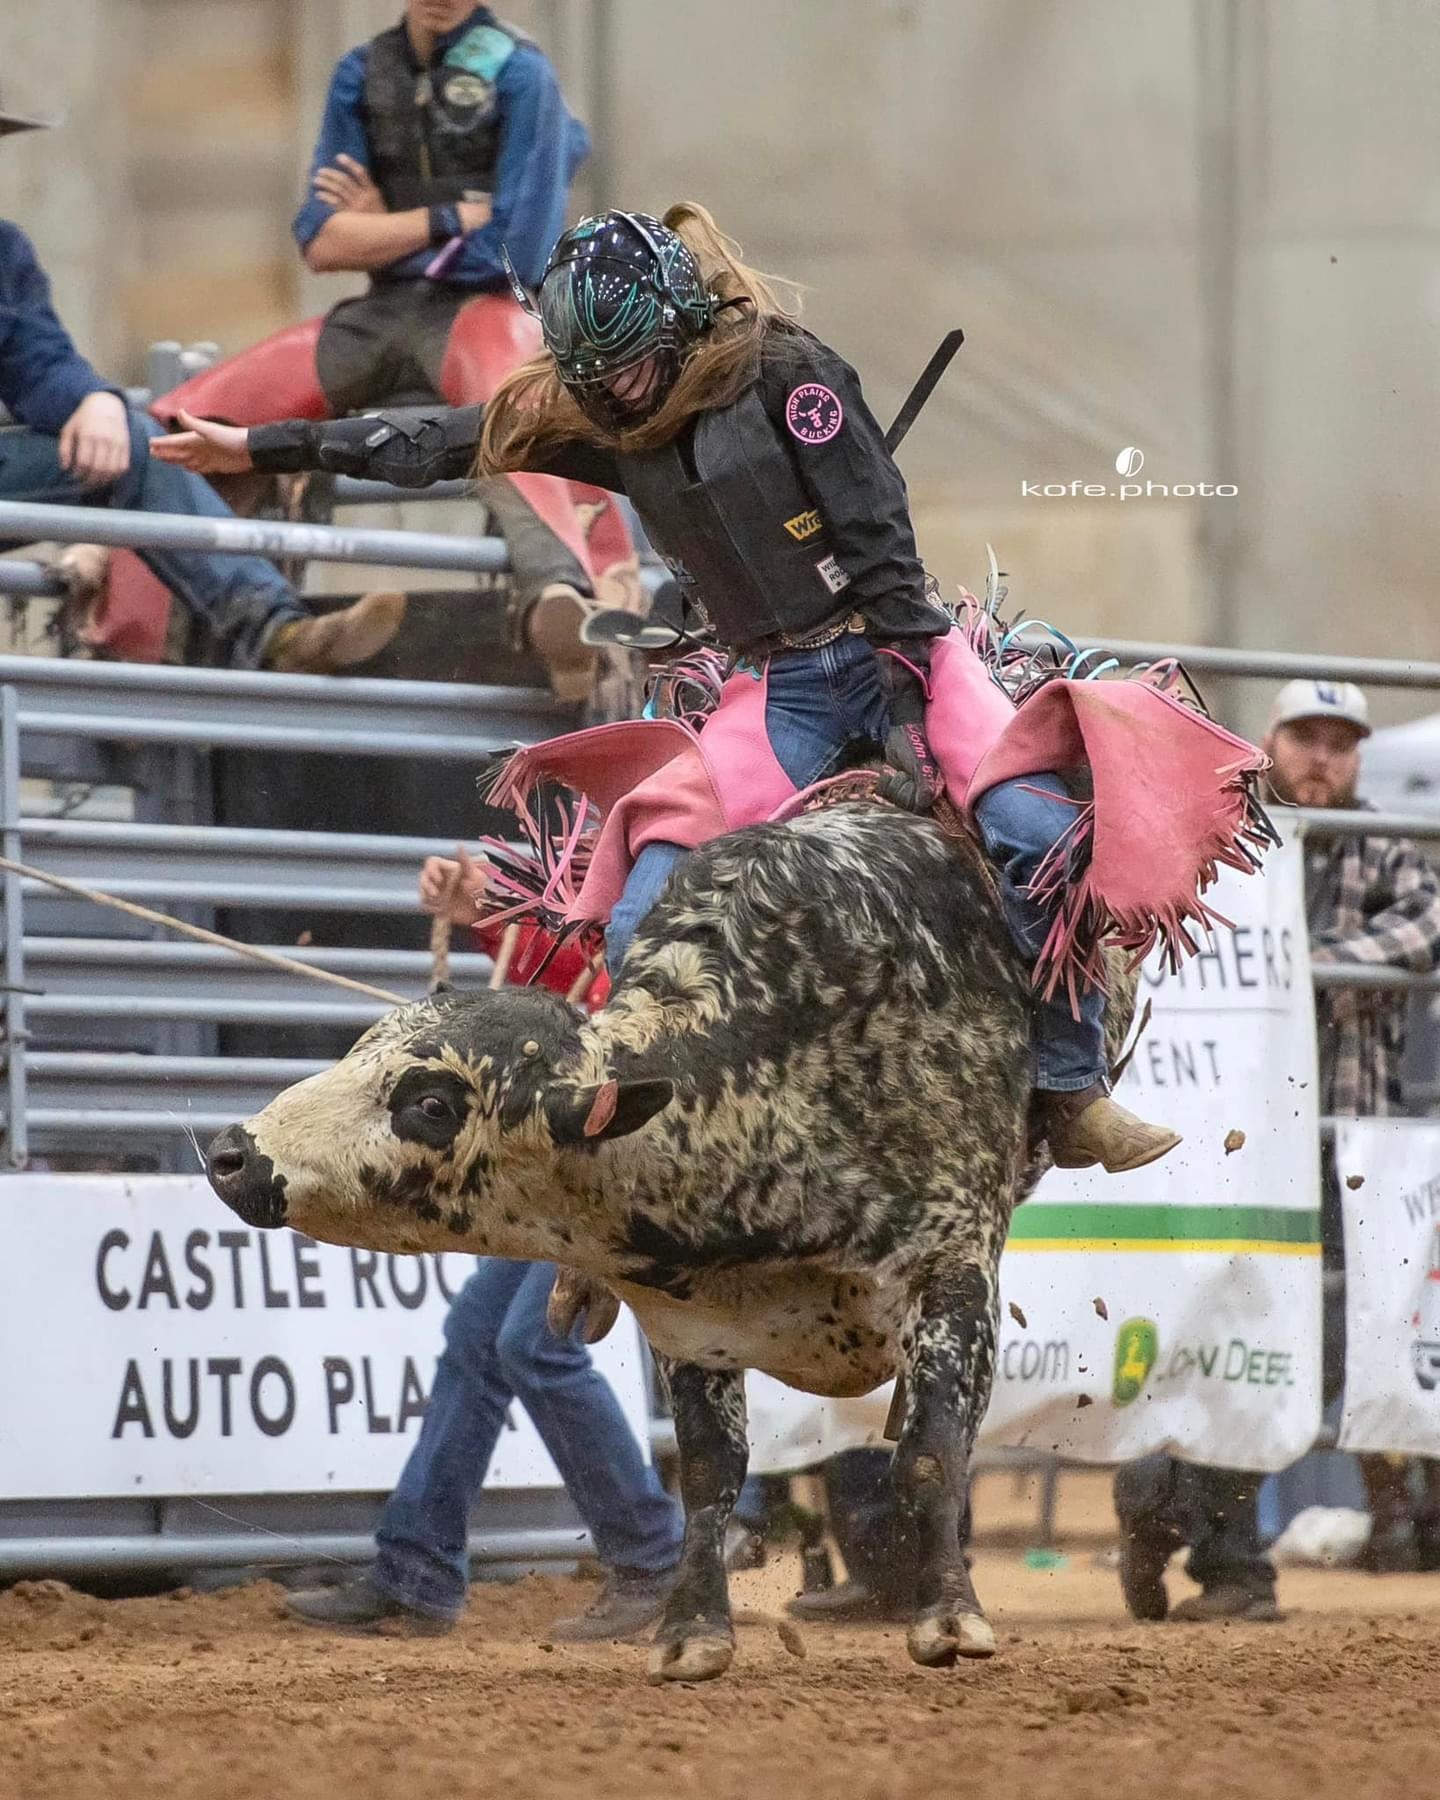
[{"x1": 446, "y1": 23, "x2": 518, "y2": 81}]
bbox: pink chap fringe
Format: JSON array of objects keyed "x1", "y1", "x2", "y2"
[
  {"x1": 1024, "y1": 748, "x2": 1277, "y2": 1014},
  {"x1": 473, "y1": 754, "x2": 602, "y2": 957}
]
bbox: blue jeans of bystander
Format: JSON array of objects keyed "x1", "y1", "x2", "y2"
[{"x1": 374, "y1": 1258, "x2": 683, "y2": 1621}]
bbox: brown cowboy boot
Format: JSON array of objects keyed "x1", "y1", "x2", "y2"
[
  {"x1": 524, "y1": 581, "x2": 599, "y2": 704},
  {"x1": 1041, "y1": 1082, "x2": 1182, "y2": 1174},
  {"x1": 264, "y1": 591, "x2": 406, "y2": 674}
]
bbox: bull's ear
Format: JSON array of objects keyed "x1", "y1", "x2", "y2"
[{"x1": 546, "y1": 1077, "x2": 674, "y2": 1145}]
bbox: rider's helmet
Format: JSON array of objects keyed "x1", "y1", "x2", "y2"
[{"x1": 534, "y1": 211, "x2": 717, "y2": 431}]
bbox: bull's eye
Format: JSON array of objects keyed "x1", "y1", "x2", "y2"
[{"x1": 388, "y1": 1068, "x2": 472, "y2": 1148}]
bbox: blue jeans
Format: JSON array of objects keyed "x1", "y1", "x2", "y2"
[
  {"x1": 609, "y1": 634, "x2": 890, "y2": 968},
  {"x1": 1115, "y1": 1454, "x2": 1276, "y2": 1598},
  {"x1": 0, "y1": 408, "x2": 304, "y2": 667},
  {"x1": 973, "y1": 772, "x2": 1105, "y2": 1091},
  {"x1": 374, "y1": 1258, "x2": 683, "y2": 1621},
  {"x1": 607, "y1": 636, "x2": 1106, "y2": 1092}
]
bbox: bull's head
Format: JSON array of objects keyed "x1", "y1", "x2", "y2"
[{"x1": 204, "y1": 988, "x2": 672, "y2": 1254}]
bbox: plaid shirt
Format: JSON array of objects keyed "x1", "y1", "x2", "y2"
[{"x1": 1306, "y1": 802, "x2": 1440, "y2": 1116}]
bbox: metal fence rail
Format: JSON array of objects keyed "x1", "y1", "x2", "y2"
[
  {"x1": 0, "y1": 561, "x2": 64, "y2": 600},
  {"x1": 1296, "y1": 807, "x2": 1440, "y2": 840},
  {"x1": 1314, "y1": 965, "x2": 1440, "y2": 993},
  {"x1": 15, "y1": 817, "x2": 478, "y2": 915},
  {"x1": 1072, "y1": 633, "x2": 1440, "y2": 691},
  {"x1": 0, "y1": 652, "x2": 559, "y2": 759},
  {"x1": 24, "y1": 936, "x2": 488, "y2": 998},
  {"x1": 0, "y1": 499, "x2": 509, "y2": 578},
  {"x1": 0, "y1": 1527, "x2": 593, "y2": 1580},
  {"x1": 24, "y1": 937, "x2": 491, "y2": 1027}
]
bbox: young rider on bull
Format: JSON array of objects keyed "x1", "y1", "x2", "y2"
[{"x1": 158, "y1": 205, "x2": 1270, "y2": 1175}]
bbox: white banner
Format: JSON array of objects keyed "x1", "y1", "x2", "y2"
[
  {"x1": 0, "y1": 1175, "x2": 653, "y2": 1501},
  {"x1": 748, "y1": 834, "x2": 1324, "y2": 1475},
  {"x1": 1335, "y1": 1118, "x2": 1440, "y2": 1456}
]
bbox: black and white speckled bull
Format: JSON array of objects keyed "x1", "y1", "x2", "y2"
[{"x1": 207, "y1": 804, "x2": 1119, "y2": 1684}]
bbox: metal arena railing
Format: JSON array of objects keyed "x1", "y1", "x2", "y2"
[
  {"x1": 0, "y1": 496, "x2": 566, "y2": 1165},
  {"x1": 2, "y1": 492, "x2": 1440, "y2": 1571}
]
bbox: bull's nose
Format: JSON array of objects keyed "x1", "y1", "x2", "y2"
[
  {"x1": 206, "y1": 1123, "x2": 287, "y2": 1228},
  {"x1": 207, "y1": 1125, "x2": 248, "y2": 1189}
]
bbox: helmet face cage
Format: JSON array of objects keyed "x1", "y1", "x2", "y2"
[{"x1": 538, "y1": 212, "x2": 715, "y2": 430}]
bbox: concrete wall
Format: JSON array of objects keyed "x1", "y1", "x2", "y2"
[
  {"x1": 590, "y1": 1, "x2": 1213, "y2": 652},
  {"x1": 1235, "y1": 0, "x2": 1440, "y2": 723}
]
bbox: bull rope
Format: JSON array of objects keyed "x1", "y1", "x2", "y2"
[
  {"x1": 0, "y1": 853, "x2": 407, "y2": 1006},
  {"x1": 428, "y1": 913, "x2": 453, "y2": 989},
  {"x1": 487, "y1": 921, "x2": 520, "y2": 989},
  {"x1": 430, "y1": 863, "x2": 521, "y2": 994}
]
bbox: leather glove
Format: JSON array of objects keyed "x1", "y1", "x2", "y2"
[{"x1": 874, "y1": 642, "x2": 942, "y2": 813}]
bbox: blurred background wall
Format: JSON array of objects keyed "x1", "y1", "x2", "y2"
[{"x1": 3, "y1": 0, "x2": 1439, "y2": 729}]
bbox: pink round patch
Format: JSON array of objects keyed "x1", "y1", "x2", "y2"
[{"x1": 785, "y1": 383, "x2": 844, "y2": 445}]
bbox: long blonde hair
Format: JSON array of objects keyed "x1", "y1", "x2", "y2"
[{"x1": 478, "y1": 202, "x2": 803, "y2": 473}]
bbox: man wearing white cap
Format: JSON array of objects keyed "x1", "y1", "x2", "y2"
[
  {"x1": 1116, "y1": 677, "x2": 1440, "y2": 1619},
  {"x1": 1266, "y1": 679, "x2": 1372, "y2": 806},
  {"x1": 1264, "y1": 676, "x2": 1440, "y2": 1121},
  {"x1": 1265, "y1": 677, "x2": 1440, "y2": 1573}
]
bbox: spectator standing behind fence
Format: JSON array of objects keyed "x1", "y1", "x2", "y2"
[
  {"x1": 151, "y1": 0, "x2": 643, "y2": 708},
  {"x1": 0, "y1": 99, "x2": 403, "y2": 672},
  {"x1": 1265, "y1": 679, "x2": 1440, "y2": 1572},
  {"x1": 1114, "y1": 678, "x2": 1440, "y2": 1615},
  {"x1": 285, "y1": 848, "x2": 684, "y2": 1640}
]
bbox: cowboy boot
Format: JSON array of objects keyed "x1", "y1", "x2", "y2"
[
  {"x1": 53, "y1": 542, "x2": 111, "y2": 650},
  {"x1": 264, "y1": 591, "x2": 406, "y2": 674},
  {"x1": 1040, "y1": 1082, "x2": 1182, "y2": 1174},
  {"x1": 523, "y1": 581, "x2": 599, "y2": 704}
]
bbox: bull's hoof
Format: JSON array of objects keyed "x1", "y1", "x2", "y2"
[
  {"x1": 545, "y1": 1268, "x2": 621, "y2": 1344},
  {"x1": 647, "y1": 1629, "x2": 735, "y2": 1685},
  {"x1": 907, "y1": 1608, "x2": 996, "y2": 1667}
]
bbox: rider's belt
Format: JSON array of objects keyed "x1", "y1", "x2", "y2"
[{"x1": 761, "y1": 612, "x2": 868, "y2": 655}]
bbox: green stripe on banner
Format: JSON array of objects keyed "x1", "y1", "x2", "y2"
[{"x1": 1006, "y1": 1204, "x2": 1321, "y2": 1246}]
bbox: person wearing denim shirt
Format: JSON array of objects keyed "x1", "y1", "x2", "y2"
[
  {"x1": 0, "y1": 197, "x2": 400, "y2": 669},
  {"x1": 151, "y1": 3, "x2": 637, "y2": 707}
]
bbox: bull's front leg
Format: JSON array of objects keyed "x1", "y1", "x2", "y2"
[
  {"x1": 893, "y1": 1253, "x2": 1000, "y2": 1666},
  {"x1": 648, "y1": 1357, "x2": 748, "y2": 1685}
]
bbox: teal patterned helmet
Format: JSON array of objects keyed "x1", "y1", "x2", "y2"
[{"x1": 534, "y1": 211, "x2": 717, "y2": 429}]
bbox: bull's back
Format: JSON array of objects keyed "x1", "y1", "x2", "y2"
[
  {"x1": 611, "y1": 806, "x2": 1033, "y2": 1255},
  {"x1": 632, "y1": 805, "x2": 1026, "y2": 1024}
]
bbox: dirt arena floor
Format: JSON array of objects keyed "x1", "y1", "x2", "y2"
[{"x1": 2, "y1": 1484, "x2": 1435, "y2": 1800}]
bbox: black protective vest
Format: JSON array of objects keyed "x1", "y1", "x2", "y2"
[
  {"x1": 363, "y1": 16, "x2": 530, "y2": 211},
  {"x1": 615, "y1": 386, "x2": 854, "y2": 651}
]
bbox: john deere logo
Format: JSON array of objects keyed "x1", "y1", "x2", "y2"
[{"x1": 1112, "y1": 1319, "x2": 1159, "y2": 1406}]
